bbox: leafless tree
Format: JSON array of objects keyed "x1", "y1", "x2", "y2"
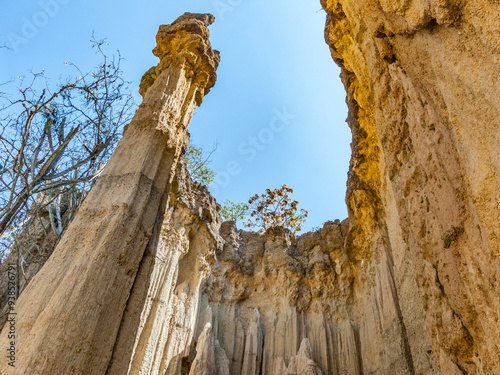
[{"x1": 0, "y1": 36, "x2": 135, "y2": 264}]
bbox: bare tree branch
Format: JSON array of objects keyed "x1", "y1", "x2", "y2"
[{"x1": 0, "y1": 36, "x2": 135, "y2": 262}]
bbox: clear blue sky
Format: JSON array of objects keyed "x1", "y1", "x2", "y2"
[{"x1": 0, "y1": 0, "x2": 351, "y2": 232}]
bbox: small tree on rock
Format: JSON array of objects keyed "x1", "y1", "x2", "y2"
[
  {"x1": 221, "y1": 199, "x2": 248, "y2": 222},
  {"x1": 183, "y1": 147, "x2": 308, "y2": 234},
  {"x1": 185, "y1": 143, "x2": 217, "y2": 187},
  {"x1": 243, "y1": 184, "x2": 308, "y2": 234}
]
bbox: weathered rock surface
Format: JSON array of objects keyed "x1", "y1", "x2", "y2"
[
  {"x1": 274, "y1": 339, "x2": 324, "y2": 375},
  {"x1": 2, "y1": 2, "x2": 500, "y2": 374},
  {"x1": 321, "y1": 0, "x2": 500, "y2": 373},
  {"x1": 188, "y1": 218, "x2": 431, "y2": 374},
  {"x1": 188, "y1": 323, "x2": 230, "y2": 375},
  {"x1": 0, "y1": 13, "x2": 219, "y2": 375},
  {"x1": 198, "y1": 221, "x2": 354, "y2": 374},
  {"x1": 106, "y1": 158, "x2": 222, "y2": 375},
  {"x1": 0, "y1": 191, "x2": 80, "y2": 331}
]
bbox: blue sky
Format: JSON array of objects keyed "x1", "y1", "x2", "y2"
[{"x1": 0, "y1": 0, "x2": 351, "y2": 232}]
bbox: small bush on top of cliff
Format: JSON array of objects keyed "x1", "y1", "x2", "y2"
[
  {"x1": 184, "y1": 148, "x2": 308, "y2": 234},
  {"x1": 243, "y1": 184, "x2": 308, "y2": 234}
]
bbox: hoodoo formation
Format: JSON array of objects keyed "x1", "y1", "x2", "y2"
[{"x1": 1, "y1": 2, "x2": 500, "y2": 374}]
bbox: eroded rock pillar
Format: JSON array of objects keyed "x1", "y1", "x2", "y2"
[{"x1": 0, "y1": 13, "x2": 219, "y2": 375}]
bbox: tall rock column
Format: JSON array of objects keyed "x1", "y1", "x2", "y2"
[{"x1": 0, "y1": 13, "x2": 219, "y2": 375}]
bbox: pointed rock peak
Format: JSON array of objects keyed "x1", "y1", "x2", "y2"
[
  {"x1": 298, "y1": 338, "x2": 313, "y2": 358},
  {"x1": 139, "y1": 12, "x2": 220, "y2": 101}
]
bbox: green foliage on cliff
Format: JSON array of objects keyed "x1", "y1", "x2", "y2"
[
  {"x1": 221, "y1": 200, "x2": 248, "y2": 222},
  {"x1": 185, "y1": 146, "x2": 308, "y2": 233},
  {"x1": 185, "y1": 144, "x2": 216, "y2": 187}
]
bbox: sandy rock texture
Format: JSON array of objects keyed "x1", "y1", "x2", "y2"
[
  {"x1": 322, "y1": 0, "x2": 500, "y2": 373},
  {"x1": 2, "y1": 2, "x2": 500, "y2": 373},
  {"x1": 0, "y1": 191, "x2": 82, "y2": 331},
  {"x1": 0, "y1": 13, "x2": 219, "y2": 375},
  {"x1": 184, "y1": 218, "x2": 432, "y2": 374},
  {"x1": 106, "y1": 159, "x2": 222, "y2": 375},
  {"x1": 197, "y1": 221, "x2": 352, "y2": 374}
]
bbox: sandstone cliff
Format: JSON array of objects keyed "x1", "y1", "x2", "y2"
[
  {"x1": 321, "y1": 1, "x2": 500, "y2": 373},
  {"x1": 1, "y1": 3, "x2": 499, "y2": 374},
  {"x1": 0, "y1": 13, "x2": 220, "y2": 374}
]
